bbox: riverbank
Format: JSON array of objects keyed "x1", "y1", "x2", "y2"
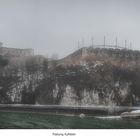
[{"x1": 0, "y1": 104, "x2": 140, "y2": 116}]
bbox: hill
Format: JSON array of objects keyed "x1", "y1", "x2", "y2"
[
  {"x1": 35, "y1": 48, "x2": 140, "y2": 106},
  {"x1": 1, "y1": 47, "x2": 140, "y2": 106}
]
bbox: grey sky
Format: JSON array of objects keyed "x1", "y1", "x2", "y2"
[{"x1": 0, "y1": 0, "x2": 140, "y2": 58}]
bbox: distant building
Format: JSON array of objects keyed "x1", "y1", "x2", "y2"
[{"x1": 0, "y1": 42, "x2": 34, "y2": 57}]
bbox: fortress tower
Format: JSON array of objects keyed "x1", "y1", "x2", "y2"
[{"x1": 81, "y1": 47, "x2": 88, "y2": 58}]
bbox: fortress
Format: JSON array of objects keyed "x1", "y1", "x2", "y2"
[
  {"x1": 59, "y1": 44, "x2": 139, "y2": 66},
  {"x1": 0, "y1": 42, "x2": 34, "y2": 57}
]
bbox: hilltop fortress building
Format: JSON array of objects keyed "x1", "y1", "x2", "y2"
[
  {"x1": 59, "y1": 44, "x2": 138, "y2": 66},
  {"x1": 0, "y1": 42, "x2": 34, "y2": 57}
]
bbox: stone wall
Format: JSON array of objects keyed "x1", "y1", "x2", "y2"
[{"x1": 0, "y1": 47, "x2": 34, "y2": 57}]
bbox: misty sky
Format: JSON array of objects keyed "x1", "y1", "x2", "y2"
[{"x1": 0, "y1": 0, "x2": 140, "y2": 58}]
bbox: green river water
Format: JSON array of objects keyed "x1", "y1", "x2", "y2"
[{"x1": 0, "y1": 112, "x2": 140, "y2": 129}]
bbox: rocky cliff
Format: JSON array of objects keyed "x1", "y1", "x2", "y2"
[
  {"x1": 35, "y1": 62, "x2": 139, "y2": 106},
  {"x1": 1, "y1": 48, "x2": 140, "y2": 106}
]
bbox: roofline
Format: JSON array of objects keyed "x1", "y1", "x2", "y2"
[{"x1": 0, "y1": 47, "x2": 33, "y2": 50}]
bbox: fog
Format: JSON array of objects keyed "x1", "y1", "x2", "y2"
[{"x1": 0, "y1": 0, "x2": 140, "y2": 58}]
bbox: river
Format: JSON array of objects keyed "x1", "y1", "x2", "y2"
[{"x1": 0, "y1": 111, "x2": 140, "y2": 129}]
